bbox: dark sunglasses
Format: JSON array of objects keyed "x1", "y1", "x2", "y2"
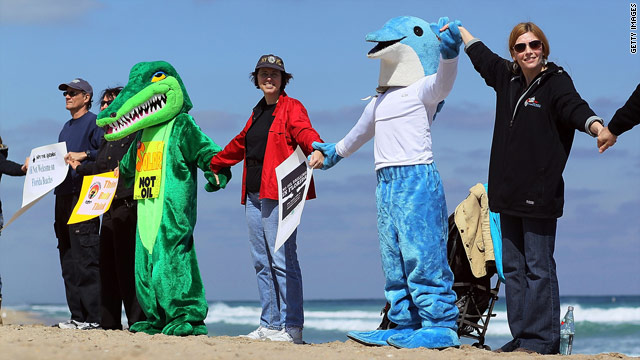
[
  {"x1": 63, "y1": 90, "x2": 83, "y2": 97},
  {"x1": 513, "y1": 40, "x2": 543, "y2": 53},
  {"x1": 100, "y1": 100, "x2": 113, "y2": 107}
]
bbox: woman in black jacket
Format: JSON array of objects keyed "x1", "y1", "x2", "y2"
[{"x1": 456, "y1": 23, "x2": 604, "y2": 354}]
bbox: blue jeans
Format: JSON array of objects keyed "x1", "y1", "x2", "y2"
[
  {"x1": 245, "y1": 192, "x2": 304, "y2": 330},
  {"x1": 376, "y1": 164, "x2": 459, "y2": 329},
  {"x1": 500, "y1": 213, "x2": 560, "y2": 354}
]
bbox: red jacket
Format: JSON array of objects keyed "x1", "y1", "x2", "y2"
[{"x1": 210, "y1": 92, "x2": 322, "y2": 205}]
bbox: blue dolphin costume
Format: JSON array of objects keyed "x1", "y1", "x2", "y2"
[{"x1": 314, "y1": 16, "x2": 463, "y2": 349}]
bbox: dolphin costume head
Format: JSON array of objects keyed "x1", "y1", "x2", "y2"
[{"x1": 367, "y1": 16, "x2": 441, "y2": 91}]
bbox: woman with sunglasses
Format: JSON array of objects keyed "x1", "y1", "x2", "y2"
[{"x1": 455, "y1": 23, "x2": 604, "y2": 354}]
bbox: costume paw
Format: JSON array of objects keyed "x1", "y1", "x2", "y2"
[
  {"x1": 431, "y1": 17, "x2": 462, "y2": 60},
  {"x1": 311, "y1": 142, "x2": 343, "y2": 170},
  {"x1": 129, "y1": 321, "x2": 162, "y2": 335},
  {"x1": 204, "y1": 167, "x2": 231, "y2": 192},
  {"x1": 347, "y1": 326, "x2": 419, "y2": 346},
  {"x1": 163, "y1": 322, "x2": 193, "y2": 336},
  {"x1": 386, "y1": 327, "x2": 460, "y2": 349}
]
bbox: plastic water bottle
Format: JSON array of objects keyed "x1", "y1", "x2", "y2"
[{"x1": 559, "y1": 306, "x2": 575, "y2": 355}]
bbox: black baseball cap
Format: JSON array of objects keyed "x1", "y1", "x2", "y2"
[
  {"x1": 58, "y1": 78, "x2": 93, "y2": 94},
  {"x1": 255, "y1": 54, "x2": 285, "y2": 72}
]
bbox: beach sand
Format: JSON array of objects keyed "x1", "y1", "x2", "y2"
[{"x1": 0, "y1": 312, "x2": 634, "y2": 360}]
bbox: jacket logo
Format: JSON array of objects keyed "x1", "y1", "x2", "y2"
[{"x1": 524, "y1": 97, "x2": 542, "y2": 108}]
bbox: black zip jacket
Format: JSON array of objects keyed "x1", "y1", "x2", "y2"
[
  {"x1": 608, "y1": 83, "x2": 640, "y2": 136},
  {"x1": 1, "y1": 150, "x2": 26, "y2": 215},
  {"x1": 75, "y1": 133, "x2": 136, "y2": 199},
  {"x1": 466, "y1": 40, "x2": 601, "y2": 219}
]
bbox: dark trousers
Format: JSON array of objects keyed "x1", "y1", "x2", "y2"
[
  {"x1": 54, "y1": 194, "x2": 101, "y2": 324},
  {"x1": 500, "y1": 213, "x2": 560, "y2": 354},
  {"x1": 99, "y1": 197, "x2": 145, "y2": 330}
]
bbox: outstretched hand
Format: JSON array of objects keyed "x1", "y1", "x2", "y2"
[
  {"x1": 311, "y1": 142, "x2": 343, "y2": 170},
  {"x1": 431, "y1": 17, "x2": 462, "y2": 60},
  {"x1": 597, "y1": 126, "x2": 617, "y2": 153}
]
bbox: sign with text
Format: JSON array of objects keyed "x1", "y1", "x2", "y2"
[
  {"x1": 68, "y1": 172, "x2": 119, "y2": 224},
  {"x1": 274, "y1": 146, "x2": 313, "y2": 253},
  {"x1": 1, "y1": 142, "x2": 68, "y2": 231},
  {"x1": 134, "y1": 140, "x2": 164, "y2": 200}
]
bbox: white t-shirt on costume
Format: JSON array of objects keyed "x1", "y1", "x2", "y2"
[{"x1": 335, "y1": 56, "x2": 458, "y2": 171}]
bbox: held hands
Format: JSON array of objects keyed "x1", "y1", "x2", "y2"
[
  {"x1": 597, "y1": 126, "x2": 617, "y2": 153},
  {"x1": 311, "y1": 142, "x2": 343, "y2": 170},
  {"x1": 21, "y1": 156, "x2": 29, "y2": 173},
  {"x1": 430, "y1": 17, "x2": 462, "y2": 60},
  {"x1": 64, "y1": 151, "x2": 87, "y2": 163},
  {"x1": 308, "y1": 150, "x2": 325, "y2": 169},
  {"x1": 204, "y1": 167, "x2": 232, "y2": 192},
  {"x1": 68, "y1": 160, "x2": 82, "y2": 170}
]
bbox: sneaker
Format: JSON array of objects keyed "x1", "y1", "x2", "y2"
[
  {"x1": 58, "y1": 320, "x2": 81, "y2": 329},
  {"x1": 240, "y1": 326, "x2": 281, "y2": 340},
  {"x1": 266, "y1": 328, "x2": 304, "y2": 344},
  {"x1": 77, "y1": 322, "x2": 101, "y2": 330}
]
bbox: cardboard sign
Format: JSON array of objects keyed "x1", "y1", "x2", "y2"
[
  {"x1": 68, "y1": 171, "x2": 119, "y2": 224},
  {"x1": 274, "y1": 146, "x2": 313, "y2": 252},
  {"x1": 1, "y1": 142, "x2": 68, "y2": 231},
  {"x1": 134, "y1": 140, "x2": 164, "y2": 200}
]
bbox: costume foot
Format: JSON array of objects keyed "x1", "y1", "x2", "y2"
[
  {"x1": 387, "y1": 327, "x2": 460, "y2": 349},
  {"x1": 162, "y1": 321, "x2": 208, "y2": 336},
  {"x1": 129, "y1": 321, "x2": 162, "y2": 335},
  {"x1": 163, "y1": 322, "x2": 193, "y2": 336},
  {"x1": 347, "y1": 326, "x2": 418, "y2": 346},
  {"x1": 192, "y1": 324, "x2": 208, "y2": 336}
]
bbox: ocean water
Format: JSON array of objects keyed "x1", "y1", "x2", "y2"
[{"x1": 7, "y1": 295, "x2": 640, "y2": 356}]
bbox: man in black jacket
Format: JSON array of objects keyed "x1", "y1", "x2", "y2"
[{"x1": 66, "y1": 87, "x2": 145, "y2": 330}]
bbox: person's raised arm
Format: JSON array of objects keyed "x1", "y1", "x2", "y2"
[{"x1": 458, "y1": 26, "x2": 475, "y2": 46}]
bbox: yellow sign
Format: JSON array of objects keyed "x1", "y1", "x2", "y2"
[
  {"x1": 134, "y1": 140, "x2": 164, "y2": 200},
  {"x1": 68, "y1": 171, "x2": 119, "y2": 224}
]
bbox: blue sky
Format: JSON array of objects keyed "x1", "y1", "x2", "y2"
[{"x1": 0, "y1": 0, "x2": 638, "y2": 305}]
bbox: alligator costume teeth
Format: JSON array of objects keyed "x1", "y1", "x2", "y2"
[
  {"x1": 97, "y1": 60, "x2": 230, "y2": 336},
  {"x1": 105, "y1": 94, "x2": 167, "y2": 135}
]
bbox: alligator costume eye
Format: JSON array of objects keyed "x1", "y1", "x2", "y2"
[
  {"x1": 414, "y1": 26, "x2": 423, "y2": 36},
  {"x1": 151, "y1": 71, "x2": 167, "y2": 82}
]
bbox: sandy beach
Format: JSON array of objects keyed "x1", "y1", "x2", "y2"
[{"x1": 0, "y1": 311, "x2": 634, "y2": 360}]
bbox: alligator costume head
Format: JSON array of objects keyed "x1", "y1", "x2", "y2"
[
  {"x1": 97, "y1": 61, "x2": 192, "y2": 141},
  {"x1": 366, "y1": 16, "x2": 441, "y2": 90}
]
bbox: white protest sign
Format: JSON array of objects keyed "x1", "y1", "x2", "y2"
[
  {"x1": 22, "y1": 142, "x2": 69, "y2": 207},
  {"x1": 1, "y1": 142, "x2": 68, "y2": 231},
  {"x1": 274, "y1": 146, "x2": 313, "y2": 253}
]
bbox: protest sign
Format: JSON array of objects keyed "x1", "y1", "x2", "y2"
[
  {"x1": 1, "y1": 142, "x2": 68, "y2": 231},
  {"x1": 134, "y1": 140, "x2": 164, "y2": 200},
  {"x1": 274, "y1": 146, "x2": 313, "y2": 252},
  {"x1": 68, "y1": 171, "x2": 119, "y2": 224}
]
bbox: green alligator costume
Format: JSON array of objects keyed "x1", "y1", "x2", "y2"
[{"x1": 96, "y1": 61, "x2": 230, "y2": 336}]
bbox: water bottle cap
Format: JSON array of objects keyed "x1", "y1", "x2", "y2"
[{"x1": 568, "y1": 306, "x2": 574, "y2": 311}]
